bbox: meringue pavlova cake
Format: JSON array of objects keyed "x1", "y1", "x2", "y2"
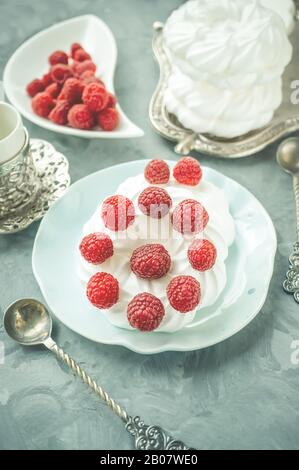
[
  {"x1": 261, "y1": 0, "x2": 296, "y2": 36},
  {"x1": 78, "y1": 158, "x2": 235, "y2": 333},
  {"x1": 163, "y1": 0, "x2": 293, "y2": 138}
]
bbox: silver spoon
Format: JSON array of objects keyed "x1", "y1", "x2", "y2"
[
  {"x1": 3, "y1": 298, "x2": 192, "y2": 450},
  {"x1": 277, "y1": 137, "x2": 299, "y2": 303}
]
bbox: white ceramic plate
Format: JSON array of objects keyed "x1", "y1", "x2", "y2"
[
  {"x1": 3, "y1": 15, "x2": 144, "y2": 139},
  {"x1": 32, "y1": 160, "x2": 277, "y2": 354}
]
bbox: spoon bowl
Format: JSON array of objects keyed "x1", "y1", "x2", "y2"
[
  {"x1": 277, "y1": 137, "x2": 299, "y2": 175},
  {"x1": 4, "y1": 298, "x2": 52, "y2": 346}
]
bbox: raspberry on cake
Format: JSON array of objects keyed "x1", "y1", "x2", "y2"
[
  {"x1": 144, "y1": 160, "x2": 170, "y2": 184},
  {"x1": 188, "y1": 239, "x2": 217, "y2": 271},
  {"x1": 101, "y1": 195, "x2": 135, "y2": 231},
  {"x1": 167, "y1": 275, "x2": 201, "y2": 313},
  {"x1": 130, "y1": 244, "x2": 171, "y2": 279},
  {"x1": 79, "y1": 158, "x2": 235, "y2": 332},
  {"x1": 127, "y1": 293, "x2": 165, "y2": 331},
  {"x1": 138, "y1": 187, "x2": 172, "y2": 219},
  {"x1": 172, "y1": 199, "x2": 209, "y2": 234},
  {"x1": 87, "y1": 272, "x2": 119, "y2": 309},
  {"x1": 173, "y1": 157, "x2": 202, "y2": 186},
  {"x1": 80, "y1": 232, "x2": 113, "y2": 264}
]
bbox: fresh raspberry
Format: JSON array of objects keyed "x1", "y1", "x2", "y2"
[
  {"x1": 68, "y1": 104, "x2": 94, "y2": 130},
  {"x1": 45, "y1": 82, "x2": 61, "y2": 98},
  {"x1": 127, "y1": 293, "x2": 165, "y2": 331},
  {"x1": 167, "y1": 275, "x2": 201, "y2": 313},
  {"x1": 130, "y1": 244, "x2": 171, "y2": 279},
  {"x1": 98, "y1": 107, "x2": 119, "y2": 131},
  {"x1": 51, "y1": 64, "x2": 73, "y2": 84},
  {"x1": 49, "y1": 100, "x2": 71, "y2": 125},
  {"x1": 107, "y1": 93, "x2": 117, "y2": 107},
  {"x1": 138, "y1": 187, "x2": 172, "y2": 219},
  {"x1": 26, "y1": 79, "x2": 45, "y2": 97},
  {"x1": 80, "y1": 70, "x2": 104, "y2": 85},
  {"x1": 80, "y1": 70, "x2": 103, "y2": 85},
  {"x1": 70, "y1": 42, "x2": 82, "y2": 58},
  {"x1": 82, "y1": 82, "x2": 109, "y2": 112},
  {"x1": 73, "y1": 48, "x2": 91, "y2": 62},
  {"x1": 144, "y1": 160, "x2": 170, "y2": 184},
  {"x1": 86, "y1": 272, "x2": 119, "y2": 309},
  {"x1": 57, "y1": 91, "x2": 66, "y2": 100},
  {"x1": 49, "y1": 50, "x2": 69, "y2": 66},
  {"x1": 188, "y1": 239, "x2": 217, "y2": 271},
  {"x1": 80, "y1": 69, "x2": 95, "y2": 79},
  {"x1": 32, "y1": 92, "x2": 55, "y2": 118},
  {"x1": 79, "y1": 232, "x2": 113, "y2": 264},
  {"x1": 73, "y1": 60, "x2": 96, "y2": 77},
  {"x1": 172, "y1": 199, "x2": 209, "y2": 234},
  {"x1": 101, "y1": 195, "x2": 135, "y2": 231},
  {"x1": 41, "y1": 72, "x2": 53, "y2": 87},
  {"x1": 173, "y1": 157, "x2": 202, "y2": 186},
  {"x1": 59, "y1": 78, "x2": 84, "y2": 104}
]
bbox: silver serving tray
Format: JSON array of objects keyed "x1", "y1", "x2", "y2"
[{"x1": 149, "y1": 13, "x2": 299, "y2": 159}]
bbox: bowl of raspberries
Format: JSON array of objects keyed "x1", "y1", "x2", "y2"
[
  {"x1": 27, "y1": 43, "x2": 119, "y2": 131},
  {"x1": 3, "y1": 15, "x2": 143, "y2": 139}
]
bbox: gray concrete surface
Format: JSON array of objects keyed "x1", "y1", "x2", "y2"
[{"x1": 0, "y1": 0, "x2": 299, "y2": 450}]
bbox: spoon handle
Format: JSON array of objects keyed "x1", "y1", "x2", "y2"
[
  {"x1": 43, "y1": 338, "x2": 192, "y2": 450},
  {"x1": 293, "y1": 175, "x2": 299, "y2": 240},
  {"x1": 282, "y1": 175, "x2": 299, "y2": 302},
  {"x1": 43, "y1": 337, "x2": 128, "y2": 422}
]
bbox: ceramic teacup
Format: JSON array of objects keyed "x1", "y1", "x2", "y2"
[{"x1": 0, "y1": 102, "x2": 26, "y2": 164}]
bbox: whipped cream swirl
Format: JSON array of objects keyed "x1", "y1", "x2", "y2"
[
  {"x1": 164, "y1": 0, "x2": 292, "y2": 89},
  {"x1": 78, "y1": 172, "x2": 235, "y2": 333},
  {"x1": 261, "y1": 0, "x2": 295, "y2": 36},
  {"x1": 165, "y1": 67, "x2": 282, "y2": 138}
]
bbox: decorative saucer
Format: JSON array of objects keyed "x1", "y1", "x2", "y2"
[
  {"x1": 150, "y1": 15, "x2": 299, "y2": 159},
  {"x1": 0, "y1": 139, "x2": 70, "y2": 234}
]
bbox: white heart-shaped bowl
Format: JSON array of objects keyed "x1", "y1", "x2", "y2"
[{"x1": 3, "y1": 15, "x2": 144, "y2": 139}]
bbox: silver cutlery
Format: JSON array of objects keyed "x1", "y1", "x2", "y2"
[
  {"x1": 277, "y1": 137, "x2": 299, "y2": 302},
  {"x1": 3, "y1": 298, "x2": 192, "y2": 450}
]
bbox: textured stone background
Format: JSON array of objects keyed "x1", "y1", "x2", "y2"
[{"x1": 0, "y1": 0, "x2": 299, "y2": 450}]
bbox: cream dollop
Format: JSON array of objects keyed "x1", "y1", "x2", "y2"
[
  {"x1": 77, "y1": 172, "x2": 235, "y2": 333},
  {"x1": 165, "y1": 67, "x2": 282, "y2": 138},
  {"x1": 164, "y1": 0, "x2": 292, "y2": 89}
]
